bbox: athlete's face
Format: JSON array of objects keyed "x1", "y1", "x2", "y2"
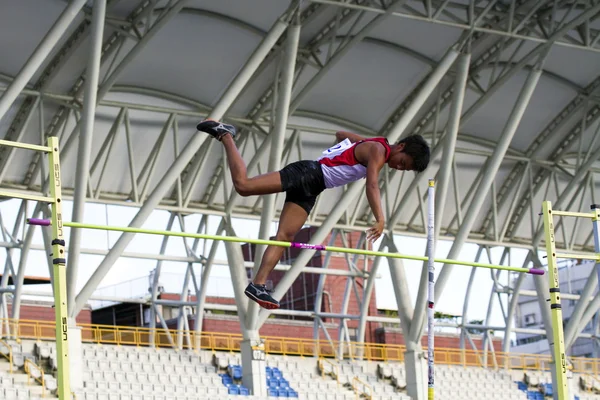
[{"x1": 388, "y1": 144, "x2": 415, "y2": 171}]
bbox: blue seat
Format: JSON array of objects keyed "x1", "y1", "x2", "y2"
[
  {"x1": 543, "y1": 383, "x2": 553, "y2": 396},
  {"x1": 273, "y1": 368, "x2": 282, "y2": 379},
  {"x1": 222, "y1": 376, "x2": 233, "y2": 386},
  {"x1": 517, "y1": 382, "x2": 528, "y2": 391},
  {"x1": 279, "y1": 379, "x2": 289, "y2": 388},
  {"x1": 267, "y1": 388, "x2": 278, "y2": 397},
  {"x1": 268, "y1": 380, "x2": 278, "y2": 389},
  {"x1": 239, "y1": 386, "x2": 250, "y2": 396},
  {"x1": 277, "y1": 389, "x2": 289, "y2": 397},
  {"x1": 287, "y1": 390, "x2": 299, "y2": 398},
  {"x1": 228, "y1": 386, "x2": 240, "y2": 395}
]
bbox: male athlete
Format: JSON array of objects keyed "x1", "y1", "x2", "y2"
[{"x1": 197, "y1": 120, "x2": 430, "y2": 310}]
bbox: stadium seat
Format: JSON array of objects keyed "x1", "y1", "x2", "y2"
[{"x1": 239, "y1": 386, "x2": 250, "y2": 395}]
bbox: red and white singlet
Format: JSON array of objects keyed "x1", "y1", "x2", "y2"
[{"x1": 317, "y1": 137, "x2": 391, "y2": 188}]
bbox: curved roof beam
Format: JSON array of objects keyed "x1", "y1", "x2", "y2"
[
  {"x1": 479, "y1": 62, "x2": 583, "y2": 93},
  {"x1": 111, "y1": 85, "x2": 376, "y2": 136},
  {"x1": 111, "y1": 85, "x2": 212, "y2": 111},
  {"x1": 333, "y1": 35, "x2": 437, "y2": 67},
  {"x1": 167, "y1": 8, "x2": 267, "y2": 37}
]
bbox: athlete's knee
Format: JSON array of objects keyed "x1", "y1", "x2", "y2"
[{"x1": 275, "y1": 231, "x2": 296, "y2": 242}]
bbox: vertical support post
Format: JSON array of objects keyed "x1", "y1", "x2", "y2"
[
  {"x1": 48, "y1": 136, "x2": 71, "y2": 400},
  {"x1": 427, "y1": 179, "x2": 435, "y2": 400},
  {"x1": 67, "y1": 0, "x2": 106, "y2": 317},
  {"x1": 542, "y1": 201, "x2": 569, "y2": 400},
  {"x1": 253, "y1": 17, "x2": 301, "y2": 269},
  {"x1": 248, "y1": 16, "x2": 301, "y2": 330},
  {"x1": 591, "y1": 204, "x2": 600, "y2": 291}
]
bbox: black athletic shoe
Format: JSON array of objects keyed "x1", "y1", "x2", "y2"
[
  {"x1": 196, "y1": 119, "x2": 236, "y2": 141},
  {"x1": 244, "y1": 283, "x2": 280, "y2": 310}
]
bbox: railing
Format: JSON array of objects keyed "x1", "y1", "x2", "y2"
[
  {"x1": 24, "y1": 359, "x2": 45, "y2": 397},
  {"x1": 0, "y1": 337, "x2": 13, "y2": 373},
  {"x1": 1, "y1": 318, "x2": 599, "y2": 375},
  {"x1": 318, "y1": 357, "x2": 340, "y2": 386},
  {"x1": 352, "y1": 376, "x2": 373, "y2": 399},
  {"x1": 579, "y1": 372, "x2": 600, "y2": 393}
]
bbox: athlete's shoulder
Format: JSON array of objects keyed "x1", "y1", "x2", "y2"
[{"x1": 355, "y1": 139, "x2": 387, "y2": 165}]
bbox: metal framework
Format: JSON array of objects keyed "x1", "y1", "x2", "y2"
[{"x1": 1, "y1": 1, "x2": 600, "y2": 399}]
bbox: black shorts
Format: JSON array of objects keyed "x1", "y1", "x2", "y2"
[{"x1": 279, "y1": 160, "x2": 326, "y2": 215}]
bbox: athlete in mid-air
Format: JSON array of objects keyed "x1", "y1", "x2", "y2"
[{"x1": 197, "y1": 119, "x2": 430, "y2": 310}]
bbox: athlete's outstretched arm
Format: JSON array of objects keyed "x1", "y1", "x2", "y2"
[
  {"x1": 336, "y1": 130, "x2": 366, "y2": 143},
  {"x1": 363, "y1": 144, "x2": 386, "y2": 242}
]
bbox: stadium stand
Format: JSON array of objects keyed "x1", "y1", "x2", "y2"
[
  {"x1": 2, "y1": 337, "x2": 600, "y2": 399},
  {"x1": 0, "y1": 339, "x2": 57, "y2": 399}
]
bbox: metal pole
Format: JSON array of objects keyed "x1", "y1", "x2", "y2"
[
  {"x1": 10, "y1": 203, "x2": 43, "y2": 320},
  {"x1": 424, "y1": 65, "x2": 544, "y2": 335},
  {"x1": 387, "y1": 238, "x2": 414, "y2": 343},
  {"x1": 563, "y1": 204, "x2": 600, "y2": 350},
  {"x1": 355, "y1": 251, "x2": 385, "y2": 345},
  {"x1": 73, "y1": 14, "x2": 290, "y2": 315},
  {"x1": 426, "y1": 180, "x2": 435, "y2": 400},
  {"x1": 502, "y1": 261, "x2": 528, "y2": 354},
  {"x1": 149, "y1": 214, "x2": 176, "y2": 347},
  {"x1": 541, "y1": 201, "x2": 569, "y2": 400},
  {"x1": 564, "y1": 270, "x2": 598, "y2": 349},
  {"x1": 410, "y1": 53, "x2": 470, "y2": 346},
  {"x1": 0, "y1": 0, "x2": 87, "y2": 122},
  {"x1": 312, "y1": 231, "x2": 338, "y2": 341},
  {"x1": 67, "y1": 0, "x2": 106, "y2": 317},
  {"x1": 254, "y1": 18, "x2": 300, "y2": 256},
  {"x1": 223, "y1": 222, "x2": 249, "y2": 335},
  {"x1": 249, "y1": 18, "x2": 301, "y2": 328},
  {"x1": 591, "y1": 203, "x2": 600, "y2": 290},
  {"x1": 48, "y1": 137, "x2": 71, "y2": 400},
  {"x1": 193, "y1": 219, "x2": 225, "y2": 348},
  {"x1": 434, "y1": 53, "x2": 469, "y2": 240},
  {"x1": 257, "y1": 48, "x2": 459, "y2": 327}
]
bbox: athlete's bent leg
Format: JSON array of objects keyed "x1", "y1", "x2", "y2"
[
  {"x1": 198, "y1": 119, "x2": 284, "y2": 197},
  {"x1": 245, "y1": 202, "x2": 309, "y2": 309}
]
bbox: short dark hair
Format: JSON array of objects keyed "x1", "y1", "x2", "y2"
[{"x1": 397, "y1": 134, "x2": 430, "y2": 172}]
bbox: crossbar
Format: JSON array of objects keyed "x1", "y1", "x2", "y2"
[
  {"x1": 0, "y1": 191, "x2": 54, "y2": 203},
  {"x1": 555, "y1": 252, "x2": 600, "y2": 261},
  {"x1": 551, "y1": 210, "x2": 596, "y2": 219},
  {"x1": 0, "y1": 139, "x2": 51, "y2": 153},
  {"x1": 26, "y1": 219, "x2": 545, "y2": 275}
]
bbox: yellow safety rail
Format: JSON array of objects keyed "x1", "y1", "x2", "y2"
[
  {"x1": 352, "y1": 376, "x2": 373, "y2": 399},
  {"x1": 2, "y1": 318, "x2": 600, "y2": 375},
  {"x1": 318, "y1": 357, "x2": 340, "y2": 386},
  {"x1": 24, "y1": 359, "x2": 45, "y2": 398},
  {"x1": 0, "y1": 338, "x2": 13, "y2": 373}
]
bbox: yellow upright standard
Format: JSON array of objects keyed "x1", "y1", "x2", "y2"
[
  {"x1": 542, "y1": 201, "x2": 569, "y2": 400},
  {"x1": 48, "y1": 137, "x2": 71, "y2": 400}
]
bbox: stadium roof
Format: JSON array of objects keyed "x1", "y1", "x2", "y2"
[{"x1": 1, "y1": 0, "x2": 600, "y2": 362}]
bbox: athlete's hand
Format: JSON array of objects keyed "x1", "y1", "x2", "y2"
[{"x1": 367, "y1": 220, "x2": 384, "y2": 243}]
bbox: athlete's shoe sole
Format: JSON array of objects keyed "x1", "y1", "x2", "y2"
[
  {"x1": 244, "y1": 287, "x2": 280, "y2": 310},
  {"x1": 196, "y1": 119, "x2": 236, "y2": 141}
]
